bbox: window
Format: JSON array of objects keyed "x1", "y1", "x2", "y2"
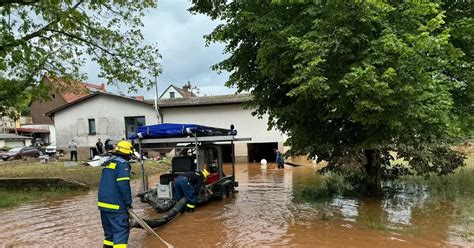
[
  {"x1": 169, "y1": 92, "x2": 175, "y2": 98},
  {"x1": 88, "y1": 118, "x2": 96, "y2": 135},
  {"x1": 125, "y1": 116, "x2": 145, "y2": 139}
]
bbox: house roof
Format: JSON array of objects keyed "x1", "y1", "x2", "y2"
[
  {"x1": 45, "y1": 91, "x2": 153, "y2": 117},
  {"x1": 0, "y1": 134, "x2": 32, "y2": 140},
  {"x1": 45, "y1": 77, "x2": 106, "y2": 103},
  {"x1": 160, "y1": 85, "x2": 197, "y2": 98},
  {"x1": 16, "y1": 128, "x2": 50, "y2": 134},
  {"x1": 148, "y1": 94, "x2": 252, "y2": 108}
]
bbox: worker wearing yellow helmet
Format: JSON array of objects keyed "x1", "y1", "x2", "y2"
[
  {"x1": 175, "y1": 168, "x2": 210, "y2": 213},
  {"x1": 98, "y1": 140, "x2": 134, "y2": 248}
]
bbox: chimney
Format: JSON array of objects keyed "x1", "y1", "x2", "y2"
[
  {"x1": 100, "y1": 83, "x2": 105, "y2": 91},
  {"x1": 183, "y1": 81, "x2": 192, "y2": 92}
]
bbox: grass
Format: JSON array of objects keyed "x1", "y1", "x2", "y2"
[
  {"x1": 0, "y1": 160, "x2": 170, "y2": 188},
  {"x1": 293, "y1": 147, "x2": 474, "y2": 240},
  {"x1": 0, "y1": 189, "x2": 73, "y2": 209},
  {"x1": 0, "y1": 159, "x2": 170, "y2": 209},
  {"x1": 295, "y1": 147, "x2": 474, "y2": 203}
]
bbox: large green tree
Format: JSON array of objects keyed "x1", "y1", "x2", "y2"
[
  {"x1": 0, "y1": 0, "x2": 161, "y2": 116},
  {"x1": 191, "y1": 0, "x2": 473, "y2": 196}
]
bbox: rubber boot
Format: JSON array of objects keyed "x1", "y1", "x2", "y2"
[{"x1": 186, "y1": 206, "x2": 195, "y2": 213}]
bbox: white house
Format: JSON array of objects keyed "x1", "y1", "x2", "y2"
[
  {"x1": 0, "y1": 134, "x2": 32, "y2": 149},
  {"x1": 160, "y1": 82, "x2": 197, "y2": 99},
  {"x1": 156, "y1": 94, "x2": 287, "y2": 163},
  {"x1": 46, "y1": 92, "x2": 159, "y2": 159}
]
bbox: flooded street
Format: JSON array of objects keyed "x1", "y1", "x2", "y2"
[{"x1": 0, "y1": 162, "x2": 472, "y2": 247}]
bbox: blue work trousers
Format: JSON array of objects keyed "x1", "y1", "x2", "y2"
[
  {"x1": 174, "y1": 177, "x2": 197, "y2": 205},
  {"x1": 100, "y1": 211, "x2": 130, "y2": 247}
]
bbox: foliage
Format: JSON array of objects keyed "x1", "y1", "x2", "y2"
[
  {"x1": 0, "y1": 0, "x2": 161, "y2": 115},
  {"x1": 191, "y1": 0, "x2": 473, "y2": 192}
]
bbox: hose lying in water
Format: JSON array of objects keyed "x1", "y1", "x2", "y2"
[
  {"x1": 130, "y1": 198, "x2": 187, "y2": 229},
  {"x1": 284, "y1": 161, "x2": 303, "y2": 167}
]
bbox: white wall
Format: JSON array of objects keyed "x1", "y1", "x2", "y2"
[
  {"x1": 161, "y1": 104, "x2": 287, "y2": 148},
  {"x1": 5, "y1": 140, "x2": 28, "y2": 148},
  {"x1": 54, "y1": 95, "x2": 159, "y2": 148}
]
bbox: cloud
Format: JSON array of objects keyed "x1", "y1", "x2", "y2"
[{"x1": 83, "y1": 0, "x2": 234, "y2": 99}]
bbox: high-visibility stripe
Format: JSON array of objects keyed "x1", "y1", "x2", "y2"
[
  {"x1": 103, "y1": 240, "x2": 114, "y2": 246},
  {"x1": 98, "y1": 201, "x2": 120, "y2": 210},
  {"x1": 105, "y1": 162, "x2": 116, "y2": 169},
  {"x1": 113, "y1": 244, "x2": 127, "y2": 248},
  {"x1": 186, "y1": 204, "x2": 195, "y2": 208},
  {"x1": 116, "y1": 177, "x2": 130, "y2": 181}
]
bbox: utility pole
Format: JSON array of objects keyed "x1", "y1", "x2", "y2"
[{"x1": 154, "y1": 71, "x2": 162, "y2": 124}]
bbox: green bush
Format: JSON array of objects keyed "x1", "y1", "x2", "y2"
[{"x1": 0, "y1": 146, "x2": 12, "y2": 151}]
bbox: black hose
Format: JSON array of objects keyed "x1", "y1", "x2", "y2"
[
  {"x1": 132, "y1": 198, "x2": 187, "y2": 229},
  {"x1": 284, "y1": 161, "x2": 303, "y2": 167}
]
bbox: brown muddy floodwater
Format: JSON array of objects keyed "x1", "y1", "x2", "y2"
[{"x1": 0, "y1": 162, "x2": 472, "y2": 247}]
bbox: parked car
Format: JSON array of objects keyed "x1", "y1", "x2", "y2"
[
  {"x1": 1, "y1": 146, "x2": 40, "y2": 161},
  {"x1": 45, "y1": 144, "x2": 57, "y2": 157}
]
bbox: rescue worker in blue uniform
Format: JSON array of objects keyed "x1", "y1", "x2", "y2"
[
  {"x1": 174, "y1": 169, "x2": 210, "y2": 212},
  {"x1": 98, "y1": 140, "x2": 134, "y2": 248},
  {"x1": 274, "y1": 149, "x2": 284, "y2": 169}
]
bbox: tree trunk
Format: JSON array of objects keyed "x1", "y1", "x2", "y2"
[{"x1": 363, "y1": 149, "x2": 383, "y2": 197}]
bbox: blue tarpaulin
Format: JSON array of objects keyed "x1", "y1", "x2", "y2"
[{"x1": 129, "y1": 123, "x2": 236, "y2": 139}]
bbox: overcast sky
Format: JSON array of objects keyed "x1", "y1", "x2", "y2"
[{"x1": 83, "y1": 0, "x2": 235, "y2": 98}]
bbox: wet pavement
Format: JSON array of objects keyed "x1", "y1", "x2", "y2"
[{"x1": 0, "y1": 162, "x2": 472, "y2": 247}]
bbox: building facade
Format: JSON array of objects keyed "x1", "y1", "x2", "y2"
[
  {"x1": 47, "y1": 92, "x2": 159, "y2": 159},
  {"x1": 158, "y1": 94, "x2": 287, "y2": 163},
  {"x1": 0, "y1": 134, "x2": 32, "y2": 149}
]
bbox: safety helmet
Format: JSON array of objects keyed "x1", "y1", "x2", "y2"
[
  {"x1": 201, "y1": 168, "x2": 210, "y2": 178},
  {"x1": 114, "y1": 140, "x2": 134, "y2": 155}
]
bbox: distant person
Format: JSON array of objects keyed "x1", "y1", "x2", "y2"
[
  {"x1": 35, "y1": 143, "x2": 42, "y2": 152},
  {"x1": 69, "y1": 140, "x2": 78, "y2": 161},
  {"x1": 98, "y1": 140, "x2": 134, "y2": 248},
  {"x1": 274, "y1": 149, "x2": 284, "y2": 169},
  {"x1": 96, "y1": 138, "x2": 104, "y2": 155},
  {"x1": 104, "y1": 139, "x2": 114, "y2": 152}
]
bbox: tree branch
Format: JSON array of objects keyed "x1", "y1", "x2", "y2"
[
  {"x1": 0, "y1": 0, "x2": 39, "y2": 6},
  {"x1": 46, "y1": 28, "x2": 120, "y2": 59},
  {"x1": 0, "y1": 0, "x2": 85, "y2": 51}
]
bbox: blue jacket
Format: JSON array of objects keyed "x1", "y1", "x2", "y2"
[
  {"x1": 98, "y1": 156, "x2": 132, "y2": 213},
  {"x1": 275, "y1": 152, "x2": 283, "y2": 163}
]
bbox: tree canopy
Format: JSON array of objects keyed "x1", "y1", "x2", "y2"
[
  {"x1": 191, "y1": 0, "x2": 473, "y2": 195},
  {"x1": 0, "y1": 0, "x2": 161, "y2": 116}
]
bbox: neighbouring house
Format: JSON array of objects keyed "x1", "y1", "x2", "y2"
[
  {"x1": 46, "y1": 92, "x2": 159, "y2": 160},
  {"x1": 0, "y1": 115, "x2": 32, "y2": 134},
  {"x1": 0, "y1": 116, "x2": 18, "y2": 134},
  {"x1": 0, "y1": 133, "x2": 32, "y2": 149},
  {"x1": 159, "y1": 81, "x2": 197, "y2": 99},
  {"x1": 17, "y1": 125, "x2": 56, "y2": 145},
  {"x1": 29, "y1": 76, "x2": 106, "y2": 125},
  {"x1": 154, "y1": 94, "x2": 288, "y2": 163}
]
